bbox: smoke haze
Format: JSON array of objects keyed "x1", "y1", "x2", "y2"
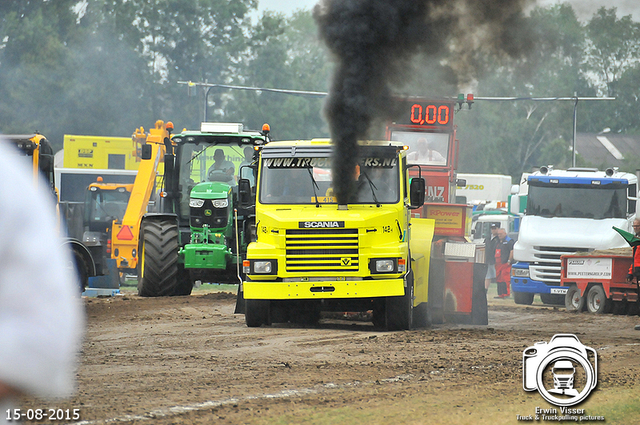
[{"x1": 314, "y1": 0, "x2": 534, "y2": 204}]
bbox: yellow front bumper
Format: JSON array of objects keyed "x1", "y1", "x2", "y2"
[{"x1": 244, "y1": 278, "x2": 405, "y2": 300}]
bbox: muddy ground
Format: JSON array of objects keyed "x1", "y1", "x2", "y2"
[{"x1": 18, "y1": 288, "x2": 640, "y2": 424}]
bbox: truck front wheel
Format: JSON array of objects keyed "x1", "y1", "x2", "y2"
[
  {"x1": 513, "y1": 291, "x2": 534, "y2": 305},
  {"x1": 245, "y1": 299, "x2": 270, "y2": 327},
  {"x1": 586, "y1": 285, "x2": 612, "y2": 314},
  {"x1": 386, "y1": 273, "x2": 413, "y2": 331}
]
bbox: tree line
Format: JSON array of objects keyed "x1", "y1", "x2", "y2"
[{"x1": 1, "y1": 1, "x2": 639, "y2": 179}]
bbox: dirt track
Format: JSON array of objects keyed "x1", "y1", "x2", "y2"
[{"x1": 18, "y1": 290, "x2": 640, "y2": 424}]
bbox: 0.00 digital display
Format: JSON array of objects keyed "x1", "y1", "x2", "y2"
[{"x1": 410, "y1": 103, "x2": 450, "y2": 126}]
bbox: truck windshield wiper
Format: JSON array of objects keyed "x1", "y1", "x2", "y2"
[
  {"x1": 360, "y1": 168, "x2": 381, "y2": 207},
  {"x1": 307, "y1": 167, "x2": 320, "y2": 208}
]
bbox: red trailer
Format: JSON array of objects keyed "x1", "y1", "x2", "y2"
[{"x1": 560, "y1": 251, "x2": 640, "y2": 315}]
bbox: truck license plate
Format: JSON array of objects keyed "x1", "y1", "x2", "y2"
[{"x1": 550, "y1": 288, "x2": 568, "y2": 295}]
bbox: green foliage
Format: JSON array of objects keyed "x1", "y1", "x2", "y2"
[
  {"x1": 220, "y1": 10, "x2": 332, "y2": 139},
  {"x1": 454, "y1": 4, "x2": 640, "y2": 180}
]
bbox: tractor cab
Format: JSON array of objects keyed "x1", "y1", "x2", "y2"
[
  {"x1": 83, "y1": 180, "x2": 133, "y2": 247},
  {"x1": 169, "y1": 123, "x2": 269, "y2": 286}
]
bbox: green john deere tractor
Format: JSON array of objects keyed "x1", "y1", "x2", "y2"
[{"x1": 136, "y1": 122, "x2": 268, "y2": 297}]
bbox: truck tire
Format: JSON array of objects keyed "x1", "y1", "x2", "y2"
[
  {"x1": 565, "y1": 285, "x2": 585, "y2": 312},
  {"x1": 540, "y1": 293, "x2": 565, "y2": 305},
  {"x1": 627, "y1": 301, "x2": 640, "y2": 316},
  {"x1": 586, "y1": 285, "x2": 612, "y2": 314},
  {"x1": 245, "y1": 299, "x2": 270, "y2": 327},
  {"x1": 137, "y1": 218, "x2": 181, "y2": 297},
  {"x1": 412, "y1": 302, "x2": 431, "y2": 328},
  {"x1": 386, "y1": 273, "x2": 413, "y2": 331},
  {"x1": 514, "y1": 291, "x2": 534, "y2": 305},
  {"x1": 372, "y1": 307, "x2": 386, "y2": 328}
]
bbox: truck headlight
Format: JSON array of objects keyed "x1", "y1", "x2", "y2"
[
  {"x1": 377, "y1": 260, "x2": 394, "y2": 272},
  {"x1": 189, "y1": 198, "x2": 205, "y2": 208},
  {"x1": 253, "y1": 260, "x2": 274, "y2": 274},
  {"x1": 511, "y1": 267, "x2": 529, "y2": 278},
  {"x1": 212, "y1": 199, "x2": 229, "y2": 208},
  {"x1": 370, "y1": 258, "x2": 397, "y2": 273}
]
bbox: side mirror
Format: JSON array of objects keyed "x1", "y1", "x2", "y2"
[
  {"x1": 409, "y1": 177, "x2": 425, "y2": 208},
  {"x1": 509, "y1": 194, "x2": 518, "y2": 215},
  {"x1": 456, "y1": 178, "x2": 466, "y2": 188},
  {"x1": 141, "y1": 144, "x2": 152, "y2": 160},
  {"x1": 238, "y1": 178, "x2": 252, "y2": 209}
]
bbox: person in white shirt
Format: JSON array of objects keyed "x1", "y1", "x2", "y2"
[
  {"x1": 0, "y1": 141, "x2": 84, "y2": 423},
  {"x1": 407, "y1": 137, "x2": 446, "y2": 165}
]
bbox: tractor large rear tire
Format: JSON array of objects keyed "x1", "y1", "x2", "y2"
[{"x1": 137, "y1": 218, "x2": 182, "y2": 297}]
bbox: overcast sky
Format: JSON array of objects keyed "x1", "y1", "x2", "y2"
[{"x1": 256, "y1": 0, "x2": 640, "y2": 21}]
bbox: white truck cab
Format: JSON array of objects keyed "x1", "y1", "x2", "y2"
[{"x1": 511, "y1": 167, "x2": 637, "y2": 305}]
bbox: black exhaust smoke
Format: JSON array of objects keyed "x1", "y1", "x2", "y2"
[{"x1": 314, "y1": 0, "x2": 533, "y2": 204}]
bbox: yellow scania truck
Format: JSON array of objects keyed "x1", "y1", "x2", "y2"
[{"x1": 237, "y1": 139, "x2": 437, "y2": 330}]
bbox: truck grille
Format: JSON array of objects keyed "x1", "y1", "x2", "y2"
[
  {"x1": 530, "y1": 246, "x2": 590, "y2": 285},
  {"x1": 285, "y1": 228, "x2": 359, "y2": 272}
]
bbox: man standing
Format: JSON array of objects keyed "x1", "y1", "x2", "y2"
[
  {"x1": 495, "y1": 228, "x2": 515, "y2": 298},
  {"x1": 484, "y1": 223, "x2": 500, "y2": 293},
  {"x1": 628, "y1": 218, "x2": 640, "y2": 330}
]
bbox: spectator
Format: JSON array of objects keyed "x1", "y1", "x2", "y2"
[
  {"x1": 0, "y1": 142, "x2": 84, "y2": 423},
  {"x1": 407, "y1": 137, "x2": 446, "y2": 165},
  {"x1": 627, "y1": 218, "x2": 640, "y2": 331},
  {"x1": 484, "y1": 223, "x2": 500, "y2": 292},
  {"x1": 495, "y1": 228, "x2": 515, "y2": 298}
]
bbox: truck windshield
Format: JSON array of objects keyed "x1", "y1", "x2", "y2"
[
  {"x1": 527, "y1": 183, "x2": 627, "y2": 219},
  {"x1": 259, "y1": 157, "x2": 400, "y2": 205}
]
